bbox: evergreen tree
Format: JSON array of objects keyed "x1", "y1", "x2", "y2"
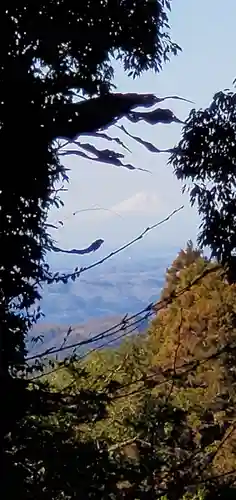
[{"x1": 148, "y1": 244, "x2": 236, "y2": 479}]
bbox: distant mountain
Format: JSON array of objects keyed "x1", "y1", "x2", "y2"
[
  {"x1": 28, "y1": 251, "x2": 176, "y2": 357},
  {"x1": 39, "y1": 253, "x2": 171, "y2": 324},
  {"x1": 111, "y1": 191, "x2": 163, "y2": 215},
  {"x1": 28, "y1": 313, "x2": 149, "y2": 360}
]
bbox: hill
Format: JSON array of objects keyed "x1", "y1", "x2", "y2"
[
  {"x1": 28, "y1": 314, "x2": 149, "y2": 359},
  {"x1": 28, "y1": 251, "x2": 174, "y2": 357}
]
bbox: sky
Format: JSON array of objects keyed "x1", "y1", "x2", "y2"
[{"x1": 48, "y1": 0, "x2": 236, "y2": 256}]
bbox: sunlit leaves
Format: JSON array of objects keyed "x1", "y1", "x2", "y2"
[{"x1": 148, "y1": 244, "x2": 236, "y2": 478}]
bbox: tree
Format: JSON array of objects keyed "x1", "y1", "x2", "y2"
[
  {"x1": 6, "y1": 3, "x2": 236, "y2": 497},
  {"x1": 36, "y1": 335, "x2": 206, "y2": 499},
  {"x1": 17, "y1": 242, "x2": 236, "y2": 499},
  {"x1": 170, "y1": 90, "x2": 236, "y2": 279},
  {"x1": 161, "y1": 240, "x2": 203, "y2": 299},
  {"x1": 0, "y1": 0, "x2": 180, "y2": 379},
  {"x1": 148, "y1": 244, "x2": 236, "y2": 480},
  {"x1": 1, "y1": 1, "x2": 185, "y2": 497}
]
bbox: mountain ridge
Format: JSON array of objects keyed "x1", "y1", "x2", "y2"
[{"x1": 29, "y1": 250, "x2": 178, "y2": 358}]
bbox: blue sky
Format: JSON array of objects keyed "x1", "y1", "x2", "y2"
[{"x1": 49, "y1": 0, "x2": 236, "y2": 254}]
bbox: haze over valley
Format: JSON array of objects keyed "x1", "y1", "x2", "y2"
[{"x1": 30, "y1": 245, "x2": 179, "y2": 356}]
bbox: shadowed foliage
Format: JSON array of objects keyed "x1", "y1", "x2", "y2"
[
  {"x1": 170, "y1": 91, "x2": 236, "y2": 279},
  {"x1": 0, "y1": 1, "x2": 188, "y2": 498},
  {"x1": 3, "y1": 1, "x2": 236, "y2": 498},
  {"x1": 0, "y1": 0, "x2": 181, "y2": 379}
]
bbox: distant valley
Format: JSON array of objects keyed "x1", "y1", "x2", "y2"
[{"x1": 29, "y1": 248, "x2": 178, "y2": 357}]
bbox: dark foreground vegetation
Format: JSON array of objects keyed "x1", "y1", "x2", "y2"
[{"x1": 1, "y1": 1, "x2": 236, "y2": 498}]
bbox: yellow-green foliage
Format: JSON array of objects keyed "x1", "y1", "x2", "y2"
[
  {"x1": 43, "y1": 243, "x2": 236, "y2": 494},
  {"x1": 46, "y1": 336, "x2": 153, "y2": 445},
  {"x1": 148, "y1": 244, "x2": 236, "y2": 474}
]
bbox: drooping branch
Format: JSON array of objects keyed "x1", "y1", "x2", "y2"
[
  {"x1": 51, "y1": 239, "x2": 104, "y2": 255},
  {"x1": 50, "y1": 93, "x2": 190, "y2": 141}
]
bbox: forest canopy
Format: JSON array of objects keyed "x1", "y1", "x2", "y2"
[{"x1": 40, "y1": 243, "x2": 236, "y2": 498}]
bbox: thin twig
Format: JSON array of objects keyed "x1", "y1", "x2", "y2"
[{"x1": 45, "y1": 206, "x2": 184, "y2": 284}]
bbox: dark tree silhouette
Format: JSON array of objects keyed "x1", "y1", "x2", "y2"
[
  {"x1": 170, "y1": 90, "x2": 236, "y2": 280},
  {"x1": 0, "y1": 0, "x2": 181, "y2": 380},
  {"x1": 0, "y1": 1, "x2": 185, "y2": 498}
]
